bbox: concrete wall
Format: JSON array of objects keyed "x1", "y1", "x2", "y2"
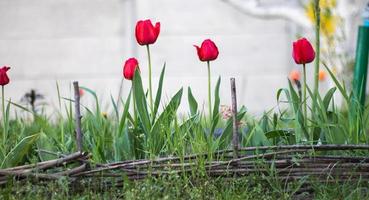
[{"x1": 0, "y1": 0, "x2": 295, "y2": 115}]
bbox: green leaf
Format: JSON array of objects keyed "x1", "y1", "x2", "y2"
[
  {"x1": 132, "y1": 69, "x2": 151, "y2": 135},
  {"x1": 287, "y1": 80, "x2": 308, "y2": 141},
  {"x1": 323, "y1": 62, "x2": 349, "y2": 102},
  {"x1": 211, "y1": 77, "x2": 221, "y2": 135},
  {"x1": 1, "y1": 133, "x2": 40, "y2": 168},
  {"x1": 119, "y1": 90, "x2": 132, "y2": 135},
  {"x1": 110, "y1": 94, "x2": 119, "y2": 121},
  {"x1": 244, "y1": 124, "x2": 271, "y2": 147},
  {"x1": 212, "y1": 76, "x2": 221, "y2": 120},
  {"x1": 9, "y1": 101, "x2": 33, "y2": 114},
  {"x1": 179, "y1": 115, "x2": 197, "y2": 131},
  {"x1": 265, "y1": 129, "x2": 294, "y2": 139},
  {"x1": 218, "y1": 106, "x2": 247, "y2": 149},
  {"x1": 153, "y1": 64, "x2": 166, "y2": 122},
  {"x1": 306, "y1": 86, "x2": 326, "y2": 144},
  {"x1": 323, "y1": 87, "x2": 336, "y2": 111},
  {"x1": 150, "y1": 88, "x2": 183, "y2": 154},
  {"x1": 79, "y1": 86, "x2": 101, "y2": 115},
  {"x1": 188, "y1": 87, "x2": 198, "y2": 116},
  {"x1": 37, "y1": 132, "x2": 58, "y2": 161}
]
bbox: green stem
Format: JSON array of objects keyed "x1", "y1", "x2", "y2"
[
  {"x1": 131, "y1": 83, "x2": 139, "y2": 158},
  {"x1": 146, "y1": 45, "x2": 153, "y2": 114},
  {"x1": 313, "y1": 0, "x2": 320, "y2": 111},
  {"x1": 207, "y1": 61, "x2": 212, "y2": 119},
  {"x1": 131, "y1": 84, "x2": 137, "y2": 126},
  {"x1": 2, "y1": 86, "x2": 5, "y2": 147},
  {"x1": 303, "y1": 64, "x2": 308, "y2": 138}
]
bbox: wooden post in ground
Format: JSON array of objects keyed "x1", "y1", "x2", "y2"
[
  {"x1": 73, "y1": 81, "x2": 83, "y2": 152},
  {"x1": 230, "y1": 78, "x2": 239, "y2": 160}
]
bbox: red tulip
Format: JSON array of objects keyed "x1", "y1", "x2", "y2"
[
  {"x1": 135, "y1": 19, "x2": 160, "y2": 46},
  {"x1": 0, "y1": 66, "x2": 10, "y2": 86},
  {"x1": 123, "y1": 58, "x2": 139, "y2": 80},
  {"x1": 194, "y1": 39, "x2": 219, "y2": 62},
  {"x1": 292, "y1": 38, "x2": 315, "y2": 65}
]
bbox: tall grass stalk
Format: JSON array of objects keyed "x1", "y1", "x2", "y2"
[{"x1": 313, "y1": 0, "x2": 321, "y2": 110}]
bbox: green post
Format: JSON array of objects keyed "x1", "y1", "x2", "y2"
[{"x1": 353, "y1": 26, "x2": 369, "y2": 108}]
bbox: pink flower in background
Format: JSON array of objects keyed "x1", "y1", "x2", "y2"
[
  {"x1": 220, "y1": 105, "x2": 232, "y2": 120},
  {"x1": 289, "y1": 70, "x2": 300, "y2": 82}
]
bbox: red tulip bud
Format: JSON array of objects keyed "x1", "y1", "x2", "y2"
[
  {"x1": 292, "y1": 38, "x2": 315, "y2": 65},
  {"x1": 123, "y1": 58, "x2": 139, "y2": 80},
  {"x1": 135, "y1": 19, "x2": 160, "y2": 46},
  {"x1": 194, "y1": 39, "x2": 219, "y2": 62},
  {"x1": 0, "y1": 66, "x2": 10, "y2": 86}
]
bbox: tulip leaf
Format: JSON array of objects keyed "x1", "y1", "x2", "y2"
[
  {"x1": 287, "y1": 80, "x2": 308, "y2": 142},
  {"x1": 133, "y1": 68, "x2": 151, "y2": 136},
  {"x1": 277, "y1": 81, "x2": 305, "y2": 143},
  {"x1": 245, "y1": 124, "x2": 271, "y2": 147},
  {"x1": 110, "y1": 94, "x2": 119, "y2": 120},
  {"x1": 1, "y1": 133, "x2": 40, "y2": 168},
  {"x1": 323, "y1": 87, "x2": 336, "y2": 111},
  {"x1": 119, "y1": 89, "x2": 132, "y2": 135},
  {"x1": 211, "y1": 76, "x2": 221, "y2": 135},
  {"x1": 323, "y1": 62, "x2": 349, "y2": 102},
  {"x1": 150, "y1": 88, "x2": 183, "y2": 154},
  {"x1": 79, "y1": 86, "x2": 100, "y2": 114},
  {"x1": 153, "y1": 64, "x2": 166, "y2": 123},
  {"x1": 188, "y1": 87, "x2": 198, "y2": 116}
]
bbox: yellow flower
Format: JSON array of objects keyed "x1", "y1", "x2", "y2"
[
  {"x1": 320, "y1": 0, "x2": 336, "y2": 9},
  {"x1": 305, "y1": 0, "x2": 337, "y2": 37},
  {"x1": 321, "y1": 16, "x2": 337, "y2": 37}
]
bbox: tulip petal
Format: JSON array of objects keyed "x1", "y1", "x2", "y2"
[{"x1": 155, "y1": 22, "x2": 160, "y2": 38}]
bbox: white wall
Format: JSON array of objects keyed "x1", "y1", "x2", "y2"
[{"x1": 0, "y1": 0, "x2": 296, "y2": 116}]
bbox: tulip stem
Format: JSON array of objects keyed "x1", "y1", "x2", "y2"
[
  {"x1": 146, "y1": 45, "x2": 153, "y2": 114},
  {"x1": 207, "y1": 61, "x2": 212, "y2": 120},
  {"x1": 303, "y1": 64, "x2": 308, "y2": 135},
  {"x1": 2, "y1": 86, "x2": 6, "y2": 148}
]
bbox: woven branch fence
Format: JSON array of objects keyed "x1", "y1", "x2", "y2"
[
  {"x1": 1, "y1": 80, "x2": 369, "y2": 192},
  {"x1": 1, "y1": 145, "x2": 369, "y2": 189}
]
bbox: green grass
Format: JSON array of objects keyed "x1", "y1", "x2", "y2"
[{"x1": 2, "y1": 175, "x2": 369, "y2": 200}]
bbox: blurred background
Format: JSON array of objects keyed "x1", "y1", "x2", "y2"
[{"x1": 0, "y1": 0, "x2": 366, "y2": 116}]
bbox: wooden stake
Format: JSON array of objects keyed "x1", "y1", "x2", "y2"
[
  {"x1": 230, "y1": 78, "x2": 239, "y2": 160},
  {"x1": 73, "y1": 81, "x2": 83, "y2": 152}
]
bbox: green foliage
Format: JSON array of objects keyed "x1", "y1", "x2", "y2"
[{"x1": 1, "y1": 133, "x2": 40, "y2": 168}]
